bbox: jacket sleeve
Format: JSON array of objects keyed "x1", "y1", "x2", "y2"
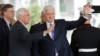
[
  {"x1": 18, "y1": 27, "x2": 44, "y2": 41},
  {"x1": 65, "y1": 16, "x2": 86, "y2": 30},
  {"x1": 31, "y1": 41, "x2": 40, "y2": 56},
  {"x1": 30, "y1": 25, "x2": 41, "y2": 56}
]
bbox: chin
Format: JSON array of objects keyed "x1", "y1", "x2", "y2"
[{"x1": 47, "y1": 20, "x2": 53, "y2": 23}]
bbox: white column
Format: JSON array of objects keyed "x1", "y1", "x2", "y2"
[
  {"x1": 65, "y1": 0, "x2": 74, "y2": 20},
  {"x1": 15, "y1": 0, "x2": 21, "y2": 11},
  {"x1": 55, "y1": 0, "x2": 60, "y2": 19},
  {"x1": 2, "y1": 0, "x2": 10, "y2": 3}
]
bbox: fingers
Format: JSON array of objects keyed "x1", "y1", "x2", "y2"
[
  {"x1": 43, "y1": 24, "x2": 55, "y2": 36},
  {"x1": 51, "y1": 24, "x2": 55, "y2": 28},
  {"x1": 86, "y1": 2, "x2": 90, "y2": 7},
  {"x1": 49, "y1": 24, "x2": 55, "y2": 30},
  {"x1": 84, "y1": 2, "x2": 92, "y2": 8},
  {"x1": 83, "y1": 2, "x2": 92, "y2": 15}
]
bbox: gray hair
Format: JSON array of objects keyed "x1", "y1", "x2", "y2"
[
  {"x1": 43, "y1": 5, "x2": 55, "y2": 14},
  {"x1": 16, "y1": 8, "x2": 28, "y2": 19}
]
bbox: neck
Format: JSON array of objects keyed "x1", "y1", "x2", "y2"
[
  {"x1": 47, "y1": 21, "x2": 54, "y2": 23},
  {"x1": 84, "y1": 19, "x2": 91, "y2": 24}
]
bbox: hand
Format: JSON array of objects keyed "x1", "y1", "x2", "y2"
[
  {"x1": 83, "y1": 2, "x2": 92, "y2": 16},
  {"x1": 43, "y1": 24, "x2": 55, "y2": 36}
]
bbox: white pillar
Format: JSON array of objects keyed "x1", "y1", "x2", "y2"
[
  {"x1": 2, "y1": 0, "x2": 10, "y2": 3},
  {"x1": 55, "y1": 0, "x2": 60, "y2": 19}
]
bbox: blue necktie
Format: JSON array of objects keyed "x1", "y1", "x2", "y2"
[
  {"x1": 50, "y1": 24, "x2": 54, "y2": 40},
  {"x1": 51, "y1": 29, "x2": 54, "y2": 40}
]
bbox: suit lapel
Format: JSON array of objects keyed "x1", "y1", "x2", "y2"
[
  {"x1": 54, "y1": 20, "x2": 59, "y2": 41},
  {"x1": 54, "y1": 20, "x2": 62, "y2": 52}
]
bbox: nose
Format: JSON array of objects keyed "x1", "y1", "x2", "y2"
[{"x1": 49, "y1": 15, "x2": 52, "y2": 18}]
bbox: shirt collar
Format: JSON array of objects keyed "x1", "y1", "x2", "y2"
[
  {"x1": 46, "y1": 21, "x2": 54, "y2": 28},
  {"x1": 46, "y1": 21, "x2": 54, "y2": 25}
]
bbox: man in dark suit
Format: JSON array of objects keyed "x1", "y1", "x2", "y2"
[
  {"x1": 0, "y1": 4, "x2": 14, "y2": 56},
  {"x1": 30, "y1": 3, "x2": 91, "y2": 56},
  {"x1": 9, "y1": 8, "x2": 54, "y2": 56},
  {"x1": 30, "y1": 11, "x2": 45, "y2": 56}
]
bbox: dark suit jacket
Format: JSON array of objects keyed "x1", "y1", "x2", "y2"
[
  {"x1": 9, "y1": 21, "x2": 44, "y2": 56},
  {"x1": 30, "y1": 16, "x2": 86, "y2": 56},
  {"x1": 30, "y1": 22, "x2": 42, "y2": 56},
  {"x1": 0, "y1": 18, "x2": 10, "y2": 56}
]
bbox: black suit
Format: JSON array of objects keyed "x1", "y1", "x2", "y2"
[
  {"x1": 0, "y1": 18, "x2": 10, "y2": 56},
  {"x1": 30, "y1": 16, "x2": 86, "y2": 56},
  {"x1": 9, "y1": 21, "x2": 44, "y2": 56}
]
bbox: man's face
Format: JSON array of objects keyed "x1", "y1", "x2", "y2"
[
  {"x1": 4, "y1": 7, "x2": 14, "y2": 20},
  {"x1": 22, "y1": 10, "x2": 30, "y2": 25},
  {"x1": 45, "y1": 9, "x2": 55, "y2": 23}
]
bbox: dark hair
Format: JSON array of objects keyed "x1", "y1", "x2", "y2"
[{"x1": 2, "y1": 4, "x2": 13, "y2": 16}]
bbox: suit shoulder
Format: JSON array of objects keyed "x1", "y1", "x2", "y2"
[
  {"x1": 55, "y1": 19, "x2": 65, "y2": 21},
  {"x1": 0, "y1": 19, "x2": 5, "y2": 25},
  {"x1": 55, "y1": 19, "x2": 65, "y2": 23},
  {"x1": 31, "y1": 23, "x2": 41, "y2": 29},
  {"x1": 93, "y1": 27, "x2": 100, "y2": 32},
  {"x1": 12, "y1": 21, "x2": 25, "y2": 30},
  {"x1": 0, "y1": 19, "x2": 6, "y2": 31}
]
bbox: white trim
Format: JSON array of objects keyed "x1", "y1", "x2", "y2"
[{"x1": 79, "y1": 48, "x2": 97, "y2": 52}]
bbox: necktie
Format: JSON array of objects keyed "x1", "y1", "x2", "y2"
[
  {"x1": 9, "y1": 23, "x2": 12, "y2": 30},
  {"x1": 50, "y1": 24, "x2": 54, "y2": 40}
]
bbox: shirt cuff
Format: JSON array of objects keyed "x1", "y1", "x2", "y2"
[
  {"x1": 43, "y1": 32, "x2": 47, "y2": 37},
  {"x1": 83, "y1": 15, "x2": 88, "y2": 19}
]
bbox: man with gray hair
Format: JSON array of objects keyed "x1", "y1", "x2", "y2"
[
  {"x1": 9, "y1": 8, "x2": 55, "y2": 56},
  {"x1": 30, "y1": 3, "x2": 92, "y2": 56}
]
